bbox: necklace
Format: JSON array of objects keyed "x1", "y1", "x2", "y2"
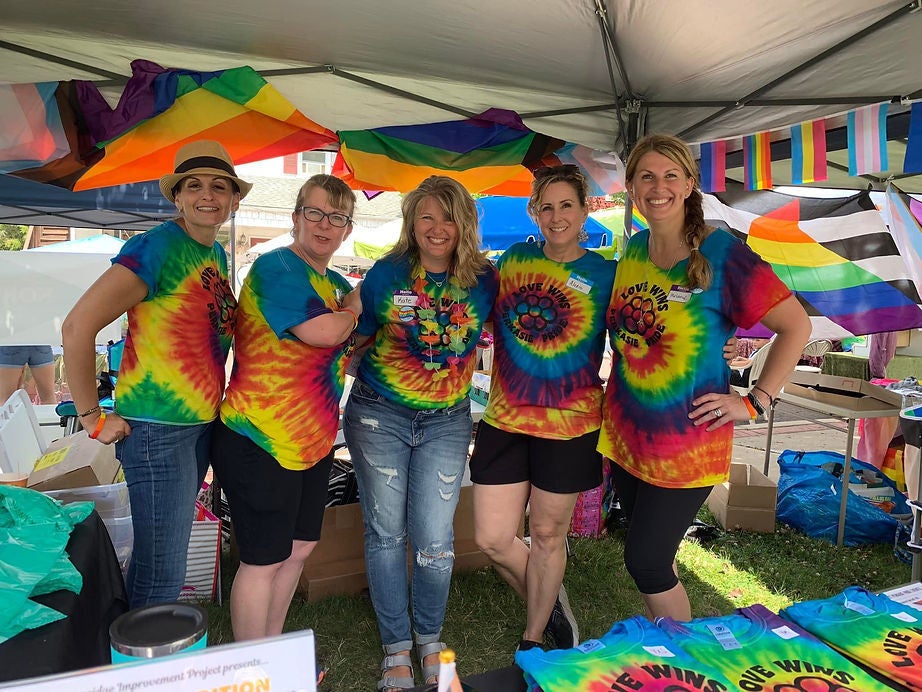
[
  {"x1": 647, "y1": 234, "x2": 687, "y2": 273},
  {"x1": 412, "y1": 268, "x2": 470, "y2": 381},
  {"x1": 426, "y1": 271, "x2": 446, "y2": 288}
]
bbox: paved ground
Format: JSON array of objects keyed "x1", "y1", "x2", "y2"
[{"x1": 732, "y1": 402, "x2": 853, "y2": 482}]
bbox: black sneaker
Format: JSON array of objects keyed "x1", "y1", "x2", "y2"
[{"x1": 543, "y1": 586, "x2": 579, "y2": 649}]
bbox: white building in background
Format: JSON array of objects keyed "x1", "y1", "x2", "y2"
[{"x1": 234, "y1": 151, "x2": 402, "y2": 254}]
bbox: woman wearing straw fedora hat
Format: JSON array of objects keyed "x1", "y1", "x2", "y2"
[{"x1": 63, "y1": 140, "x2": 251, "y2": 608}]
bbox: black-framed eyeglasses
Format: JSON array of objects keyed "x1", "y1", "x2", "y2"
[
  {"x1": 296, "y1": 206, "x2": 353, "y2": 228},
  {"x1": 533, "y1": 163, "x2": 582, "y2": 180}
]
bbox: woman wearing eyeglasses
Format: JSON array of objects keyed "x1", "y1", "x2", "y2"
[
  {"x1": 469, "y1": 164, "x2": 615, "y2": 655},
  {"x1": 343, "y1": 176, "x2": 498, "y2": 691},
  {"x1": 211, "y1": 174, "x2": 362, "y2": 641}
]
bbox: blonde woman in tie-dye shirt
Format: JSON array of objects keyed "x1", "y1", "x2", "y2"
[
  {"x1": 599, "y1": 134, "x2": 810, "y2": 622},
  {"x1": 469, "y1": 164, "x2": 616, "y2": 655},
  {"x1": 212, "y1": 174, "x2": 361, "y2": 642},
  {"x1": 62, "y1": 141, "x2": 249, "y2": 608}
]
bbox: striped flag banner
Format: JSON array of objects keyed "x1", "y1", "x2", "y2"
[
  {"x1": 0, "y1": 82, "x2": 70, "y2": 173},
  {"x1": 903, "y1": 101, "x2": 922, "y2": 174},
  {"x1": 847, "y1": 103, "x2": 889, "y2": 176},
  {"x1": 630, "y1": 205, "x2": 648, "y2": 234},
  {"x1": 699, "y1": 140, "x2": 726, "y2": 192},
  {"x1": 885, "y1": 184, "x2": 922, "y2": 300},
  {"x1": 743, "y1": 132, "x2": 772, "y2": 190},
  {"x1": 703, "y1": 187, "x2": 922, "y2": 338},
  {"x1": 790, "y1": 119, "x2": 827, "y2": 184}
]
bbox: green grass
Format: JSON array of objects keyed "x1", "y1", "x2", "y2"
[{"x1": 201, "y1": 515, "x2": 911, "y2": 691}]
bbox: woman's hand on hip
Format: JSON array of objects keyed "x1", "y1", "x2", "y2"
[
  {"x1": 87, "y1": 412, "x2": 132, "y2": 445},
  {"x1": 689, "y1": 392, "x2": 747, "y2": 431}
]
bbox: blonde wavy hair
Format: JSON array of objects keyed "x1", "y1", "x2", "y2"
[
  {"x1": 526, "y1": 164, "x2": 589, "y2": 221},
  {"x1": 626, "y1": 133, "x2": 714, "y2": 290},
  {"x1": 383, "y1": 176, "x2": 491, "y2": 288}
]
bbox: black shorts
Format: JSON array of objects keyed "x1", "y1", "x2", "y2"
[
  {"x1": 211, "y1": 419, "x2": 334, "y2": 566},
  {"x1": 469, "y1": 422, "x2": 602, "y2": 493}
]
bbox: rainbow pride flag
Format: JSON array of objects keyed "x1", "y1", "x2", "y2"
[
  {"x1": 335, "y1": 109, "x2": 563, "y2": 195},
  {"x1": 847, "y1": 103, "x2": 888, "y2": 176},
  {"x1": 790, "y1": 119, "x2": 827, "y2": 184},
  {"x1": 742, "y1": 132, "x2": 772, "y2": 190},
  {"x1": 10, "y1": 62, "x2": 336, "y2": 191},
  {"x1": 885, "y1": 184, "x2": 922, "y2": 300},
  {"x1": 703, "y1": 187, "x2": 922, "y2": 337},
  {"x1": 630, "y1": 205, "x2": 648, "y2": 234},
  {"x1": 698, "y1": 140, "x2": 726, "y2": 192}
]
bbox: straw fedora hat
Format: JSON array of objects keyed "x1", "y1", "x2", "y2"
[{"x1": 159, "y1": 140, "x2": 253, "y2": 202}]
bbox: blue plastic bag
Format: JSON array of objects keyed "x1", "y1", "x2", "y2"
[{"x1": 776, "y1": 449, "x2": 910, "y2": 546}]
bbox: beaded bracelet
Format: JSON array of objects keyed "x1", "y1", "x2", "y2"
[
  {"x1": 78, "y1": 405, "x2": 101, "y2": 418},
  {"x1": 88, "y1": 412, "x2": 107, "y2": 440}
]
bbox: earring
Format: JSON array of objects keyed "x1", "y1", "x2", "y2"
[{"x1": 577, "y1": 227, "x2": 589, "y2": 243}]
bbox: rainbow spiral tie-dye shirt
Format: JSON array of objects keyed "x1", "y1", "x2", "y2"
[
  {"x1": 783, "y1": 585, "x2": 922, "y2": 690},
  {"x1": 657, "y1": 603, "x2": 894, "y2": 691},
  {"x1": 515, "y1": 615, "x2": 734, "y2": 692},
  {"x1": 221, "y1": 248, "x2": 355, "y2": 470},
  {"x1": 355, "y1": 255, "x2": 498, "y2": 409},
  {"x1": 482, "y1": 242, "x2": 615, "y2": 439},
  {"x1": 112, "y1": 220, "x2": 236, "y2": 424},
  {"x1": 599, "y1": 228, "x2": 790, "y2": 488}
]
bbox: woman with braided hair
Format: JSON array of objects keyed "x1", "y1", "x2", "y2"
[{"x1": 599, "y1": 133, "x2": 811, "y2": 621}]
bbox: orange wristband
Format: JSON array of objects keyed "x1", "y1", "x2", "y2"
[
  {"x1": 340, "y1": 307, "x2": 358, "y2": 331},
  {"x1": 742, "y1": 395, "x2": 758, "y2": 420},
  {"x1": 88, "y1": 412, "x2": 107, "y2": 440}
]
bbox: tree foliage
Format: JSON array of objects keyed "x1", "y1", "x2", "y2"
[{"x1": 0, "y1": 224, "x2": 27, "y2": 251}]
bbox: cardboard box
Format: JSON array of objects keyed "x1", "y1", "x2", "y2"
[
  {"x1": 26, "y1": 430, "x2": 120, "y2": 491},
  {"x1": 784, "y1": 371, "x2": 903, "y2": 412},
  {"x1": 706, "y1": 462, "x2": 777, "y2": 533},
  {"x1": 298, "y1": 485, "x2": 513, "y2": 602}
]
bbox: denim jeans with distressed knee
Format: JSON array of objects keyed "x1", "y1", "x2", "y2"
[{"x1": 343, "y1": 379, "x2": 471, "y2": 651}]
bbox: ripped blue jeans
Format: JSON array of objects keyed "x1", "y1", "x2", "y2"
[{"x1": 343, "y1": 378, "x2": 471, "y2": 652}]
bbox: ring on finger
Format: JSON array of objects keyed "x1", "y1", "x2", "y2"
[{"x1": 713, "y1": 408, "x2": 723, "y2": 418}]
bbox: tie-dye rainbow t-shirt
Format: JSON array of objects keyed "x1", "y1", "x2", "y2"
[
  {"x1": 482, "y1": 242, "x2": 615, "y2": 439},
  {"x1": 658, "y1": 603, "x2": 894, "y2": 691},
  {"x1": 221, "y1": 248, "x2": 355, "y2": 470},
  {"x1": 355, "y1": 255, "x2": 498, "y2": 409},
  {"x1": 112, "y1": 220, "x2": 236, "y2": 424},
  {"x1": 599, "y1": 228, "x2": 790, "y2": 488},
  {"x1": 783, "y1": 586, "x2": 922, "y2": 690},
  {"x1": 515, "y1": 615, "x2": 734, "y2": 692}
]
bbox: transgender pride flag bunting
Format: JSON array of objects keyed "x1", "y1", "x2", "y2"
[{"x1": 847, "y1": 103, "x2": 888, "y2": 175}]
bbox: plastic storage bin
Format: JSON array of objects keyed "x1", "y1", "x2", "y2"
[
  {"x1": 45, "y1": 481, "x2": 131, "y2": 519},
  {"x1": 103, "y1": 514, "x2": 134, "y2": 575}
]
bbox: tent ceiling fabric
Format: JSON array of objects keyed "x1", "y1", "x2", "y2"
[{"x1": 1, "y1": 0, "x2": 920, "y2": 185}]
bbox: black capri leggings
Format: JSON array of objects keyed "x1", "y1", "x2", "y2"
[{"x1": 610, "y1": 462, "x2": 713, "y2": 595}]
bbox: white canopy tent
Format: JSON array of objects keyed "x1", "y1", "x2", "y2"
[{"x1": 1, "y1": 0, "x2": 920, "y2": 190}]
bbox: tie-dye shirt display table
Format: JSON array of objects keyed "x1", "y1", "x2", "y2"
[
  {"x1": 221, "y1": 247, "x2": 356, "y2": 469},
  {"x1": 112, "y1": 220, "x2": 236, "y2": 423},
  {"x1": 483, "y1": 243, "x2": 615, "y2": 439},
  {"x1": 599, "y1": 228, "x2": 790, "y2": 488},
  {"x1": 784, "y1": 586, "x2": 922, "y2": 690}
]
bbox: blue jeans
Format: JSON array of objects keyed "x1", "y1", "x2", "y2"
[
  {"x1": 117, "y1": 421, "x2": 211, "y2": 608},
  {"x1": 343, "y1": 379, "x2": 471, "y2": 653}
]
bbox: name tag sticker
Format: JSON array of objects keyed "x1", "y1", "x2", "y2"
[
  {"x1": 566, "y1": 273, "x2": 593, "y2": 294},
  {"x1": 393, "y1": 290, "x2": 417, "y2": 306},
  {"x1": 667, "y1": 284, "x2": 692, "y2": 303}
]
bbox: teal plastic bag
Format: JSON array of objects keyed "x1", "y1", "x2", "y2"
[{"x1": 0, "y1": 486, "x2": 93, "y2": 643}]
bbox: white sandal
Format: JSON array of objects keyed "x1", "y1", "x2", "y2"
[
  {"x1": 416, "y1": 641, "x2": 447, "y2": 685},
  {"x1": 378, "y1": 652, "x2": 415, "y2": 691}
]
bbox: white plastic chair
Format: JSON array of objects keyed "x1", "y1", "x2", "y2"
[{"x1": 795, "y1": 338, "x2": 833, "y2": 373}]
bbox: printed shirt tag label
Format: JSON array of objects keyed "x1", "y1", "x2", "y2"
[
  {"x1": 393, "y1": 290, "x2": 417, "y2": 306},
  {"x1": 667, "y1": 284, "x2": 692, "y2": 303},
  {"x1": 566, "y1": 273, "x2": 593, "y2": 294},
  {"x1": 706, "y1": 622, "x2": 742, "y2": 650},
  {"x1": 577, "y1": 639, "x2": 605, "y2": 653},
  {"x1": 844, "y1": 599, "x2": 875, "y2": 616},
  {"x1": 892, "y1": 611, "x2": 918, "y2": 623},
  {"x1": 642, "y1": 645, "x2": 676, "y2": 658},
  {"x1": 771, "y1": 626, "x2": 799, "y2": 640}
]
